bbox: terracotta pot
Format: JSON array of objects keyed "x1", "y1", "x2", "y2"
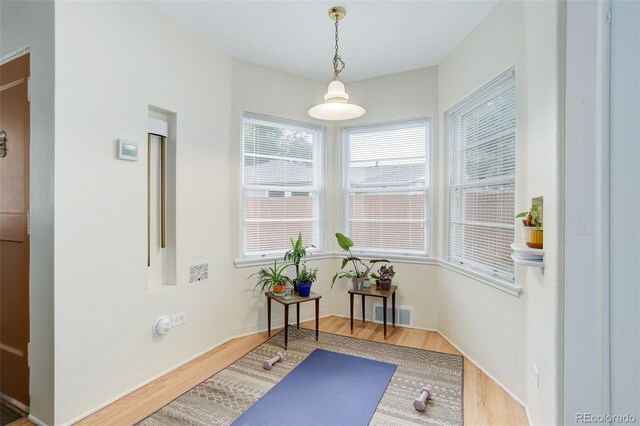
[{"x1": 272, "y1": 284, "x2": 285, "y2": 294}]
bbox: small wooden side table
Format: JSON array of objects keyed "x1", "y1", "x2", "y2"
[
  {"x1": 348, "y1": 285, "x2": 397, "y2": 339},
  {"x1": 266, "y1": 291, "x2": 321, "y2": 350}
]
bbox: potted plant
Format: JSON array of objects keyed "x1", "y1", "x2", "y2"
[
  {"x1": 331, "y1": 233, "x2": 388, "y2": 290},
  {"x1": 372, "y1": 265, "x2": 395, "y2": 291},
  {"x1": 296, "y1": 262, "x2": 318, "y2": 297},
  {"x1": 248, "y1": 261, "x2": 293, "y2": 296},
  {"x1": 284, "y1": 232, "x2": 315, "y2": 292},
  {"x1": 515, "y1": 204, "x2": 543, "y2": 248}
]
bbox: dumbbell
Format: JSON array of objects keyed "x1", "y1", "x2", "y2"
[
  {"x1": 413, "y1": 387, "x2": 431, "y2": 412},
  {"x1": 263, "y1": 352, "x2": 284, "y2": 370}
]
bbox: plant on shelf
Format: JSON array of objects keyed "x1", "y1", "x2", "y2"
[
  {"x1": 296, "y1": 262, "x2": 318, "y2": 297},
  {"x1": 372, "y1": 265, "x2": 395, "y2": 291},
  {"x1": 332, "y1": 233, "x2": 388, "y2": 290},
  {"x1": 248, "y1": 261, "x2": 293, "y2": 296},
  {"x1": 284, "y1": 232, "x2": 315, "y2": 291},
  {"x1": 515, "y1": 204, "x2": 543, "y2": 248}
]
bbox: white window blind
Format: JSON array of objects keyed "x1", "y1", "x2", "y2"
[
  {"x1": 447, "y1": 69, "x2": 516, "y2": 282},
  {"x1": 342, "y1": 119, "x2": 430, "y2": 255},
  {"x1": 242, "y1": 114, "x2": 322, "y2": 257}
]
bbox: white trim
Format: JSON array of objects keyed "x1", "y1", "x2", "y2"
[
  {"x1": 437, "y1": 327, "x2": 527, "y2": 408},
  {"x1": 439, "y1": 260, "x2": 522, "y2": 296},
  {"x1": 341, "y1": 117, "x2": 432, "y2": 256},
  {"x1": 239, "y1": 112, "x2": 324, "y2": 259},
  {"x1": 28, "y1": 415, "x2": 47, "y2": 426},
  {"x1": 235, "y1": 253, "x2": 521, "y2": 297},
  {"x1": 526, "y1": 405, "x2": 533, "y2": 426},
  {"x1": 67, "y1": 312, "x2": 336, "y2": 425},
  {"x1": 234, "y1": 251, "x2": 336, "y2": 268},
  {"x1": 0, "y1": 46, "x2": 30, "y2": 66}
]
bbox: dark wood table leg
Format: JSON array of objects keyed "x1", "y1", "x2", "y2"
[
  {"x1": 267, "y1": 297, "x2": 271, "y2": 337},
  {"x1": 296, "y1": 302, "x2": 300, "y2": 329},
  {"x1": 284, "y1": 304, "x2": 289, "y2": 350},
  {"x1": 361, "y1": 294, "x2": 365, "y2": 323},
  {"x1": 392, "y1": 291, "x2": 396, "y2": 328},
  {"x1": 315, "y1": 298, "x2": 319, "y2": 341},
  {"x1": 383, "y1": 296, "x2": 387, "y2": 339},
  {"x1": 350, "y1": 292, "x2": 354, "y2": 333}
]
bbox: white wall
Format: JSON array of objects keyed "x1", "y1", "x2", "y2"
[
  {"x1": 437, "y1": 0, "x2": 528, "y2": 403},
  {"x1": 329, "y1": 68, "x2": 441, "y2": 330},
  {"x1": 524, "y1": 1, "x2": 565, "y2": 424},
  {"x1": 0, "y1": 1, "x2": 55, "y2": 424},
  {"x1": 564, "y1": 0, "x2": 609, "y2": 421},
  {"x1": 609, "y1": 0, "x2": 640, "y2": 419},
  {"x1": 51, "y1": 1, "x2": 567, "y2": 423},
  {"x1": 228, "y1": 58, "x2": 338, "y2": 335},
  {"x1": 54, "y1": 2, "x2": 234, "y2": 423}
]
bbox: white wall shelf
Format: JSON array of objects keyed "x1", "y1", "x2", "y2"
[{"x1": 511, "y1": 243, "x2": 544, "y2": 271}]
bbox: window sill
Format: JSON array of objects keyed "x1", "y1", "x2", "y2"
[
  {"x1": 234, "y1": 252, "x2": 335, "y2": 268},
  {"x1": 438, "y1": 260, "x2": 522, "y2": 297},
  {"x1": 235, "y1": 253, "x2": 522, "y2": 298}
]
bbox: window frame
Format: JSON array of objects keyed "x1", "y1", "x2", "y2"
[
  {"x1": 445, "y1": 68, "x2": 516, "y2": 283},
  {"x1": 341, "y1": 117, "x2": 432, "y2": 257},
  {"x1": 240, "y1": 112, "x2": 324, "y2": 259}
]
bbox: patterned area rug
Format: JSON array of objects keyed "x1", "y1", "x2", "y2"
[
  {"x1": 140, "y1": 327, "x2": 463, "y2": 426},
  {"x1": 0, "y1": 399, "x2": 24, "y2": 426}
]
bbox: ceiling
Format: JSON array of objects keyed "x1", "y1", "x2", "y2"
[{"x1": 148, "y1": 1, "x2": 499, "y2": 82}]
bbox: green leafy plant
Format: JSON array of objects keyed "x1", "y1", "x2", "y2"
[
  {"x1": 297, "y1": 262, "x2": 318, "y2": 284},
  {"x1": 247, "y1": 261, "x2": 293, "y2": 294},
  {"x1": 283, "y1": 232, "x2": 315, "y2": 281},
  {"x1": 515, "y1": 204, "x2": 542, "y2": 229},
  {"x1": 371, "y1": 265, "x2": 395, "y2": 281},
  {"x1": 332, "y1": 233, "x2": 388, "y2": 288}
]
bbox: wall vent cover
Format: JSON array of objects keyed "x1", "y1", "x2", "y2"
[
  {"x1": 189, "y1": 263, "x2": 209, "y2": 283},
  {"x1": 373, "y1": 303, "x2": 413, "y2": 328}
]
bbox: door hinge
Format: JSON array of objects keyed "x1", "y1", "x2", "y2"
[
  {"x1": 27, "y1": 210, "x2": 30, "y2": 235},
  {"x1": 27, "y1": 77, "x2": 31, "y2": 102},
  {"x1": 27, "y1": 342, "x2": 31, "y2": 367},
  {"x1": 606, "y1": 9, "x2": 612, "y2": 24}
]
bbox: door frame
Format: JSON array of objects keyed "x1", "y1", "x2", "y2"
[{"x1": 0, "y1": 46, "x2": 31, "y2": 410}]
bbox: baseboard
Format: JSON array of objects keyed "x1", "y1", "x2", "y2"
[
  {"x1": 437, "y1": 326, "x2": 527, "y2": 408},
  {"x1": 526, "y1": 404, "x2": 533, "y2": 426},
  {"x1": 28, "y1": 414, "x2": 48, "y2": 426},
  {"x1": 67, "y1": 312, "x2": 336, "y2": 425},
  {"x1": 68, "y1": 314, "x2": 526, "y2": 425}
]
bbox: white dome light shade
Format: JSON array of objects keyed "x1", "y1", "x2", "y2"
[{"x1": 308, "y1": 79, "x2": 366, "y2": 121}]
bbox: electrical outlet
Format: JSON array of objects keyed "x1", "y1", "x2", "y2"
[
  {"x1": 532, "y1": 363, "x2": 540, "y2": 388},
  {"x1": 171, "y1": 312, "x2": 187, "y2": 327}
]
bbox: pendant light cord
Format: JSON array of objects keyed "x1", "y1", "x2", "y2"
[{"x1": 333, "y1": 18, "x2": 345, "y2": 79}]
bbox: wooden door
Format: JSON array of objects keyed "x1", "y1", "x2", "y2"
[{"x1": 0, "y1": 53, "x2": 30, "y2": 406}]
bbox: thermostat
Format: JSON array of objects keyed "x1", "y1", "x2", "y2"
[{"x1": 117, "y1": 139, "x2": 139, "y2": 161}]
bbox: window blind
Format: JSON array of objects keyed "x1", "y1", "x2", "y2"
[
  {"x1": 242, "y1": 114, "x2": 322, "y2": 256},
  {"x1": 343, "y1": 119, "x2": 430, "y2": 255},
  {"x1": 447, "y1": 69, "x2": 516, "y2": 281}
]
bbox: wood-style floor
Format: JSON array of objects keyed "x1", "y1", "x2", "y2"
[{"x1": 69, "y1": 316, "x2": 527, "y2": 425}]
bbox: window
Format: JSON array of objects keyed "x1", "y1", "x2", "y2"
[
  {"x1": 447, "y1": 69, "x2": 516, "y2": 282},
  {"x1": 342, "y1": 119, "x2": 431, "y2": 255},
  {"x1": 242, "y1": 114, "x2": 322, "y2": 257}
]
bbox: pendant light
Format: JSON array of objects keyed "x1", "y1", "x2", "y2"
[{"x1": 308, "y1": 6, "x2": 366, "y2": 121}]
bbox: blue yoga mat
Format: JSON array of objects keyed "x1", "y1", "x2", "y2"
[{"x1": 233, "y1": 348, "x2": 397, "y2": 426}]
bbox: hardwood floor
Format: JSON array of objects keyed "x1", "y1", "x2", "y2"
[{"x1": 77, "y1": 316, "x2": 528, "y2": 425}]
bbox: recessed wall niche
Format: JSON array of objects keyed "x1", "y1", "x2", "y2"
[{"x1": 147, "y1": 106, "x2": 177, "y2": 291}]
